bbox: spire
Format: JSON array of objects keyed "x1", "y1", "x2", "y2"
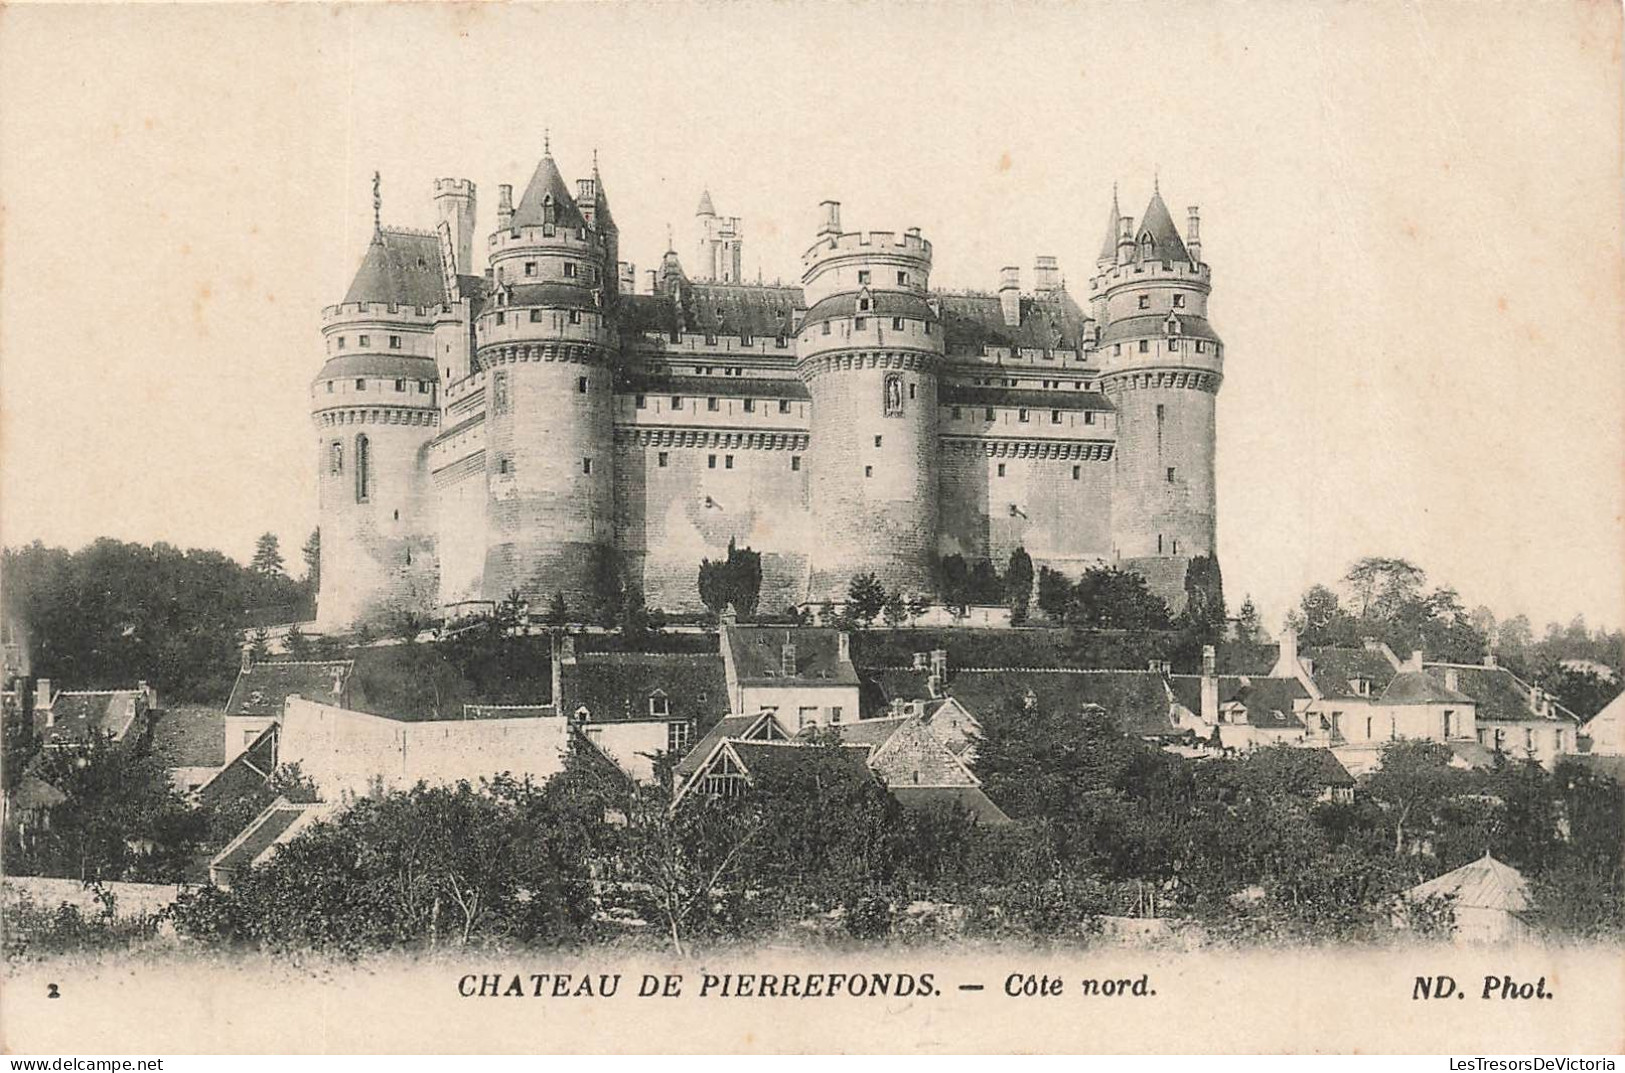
[
  {"x1": 591, "y1": 151, "x2": 616, "y2": 233},
  {"x1": 1136, "y1": 187, "x2": 1190, "y2": 263},
  {"x1": 510, "y1": 146, "x2": 585, "y2": 230},
  {"x1": 666, "y1": 222, "x2": 674, "y2": 253},
  {"x1": 371, "y1": 170, "x2": 382, "y2": 238},
  {"x1": 1097, "y1": 183, "x2": 1121, "y2": 265},
  {"x1": 696, "y1": 188, "x2": 716, "y2": 217},
  {"x1": 543, "y1": 128, "x2": 551, "y2": 156}
]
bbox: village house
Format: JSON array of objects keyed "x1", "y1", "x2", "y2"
[
  {"x1": 208, "y1": 797, "x2": 338, "y2": 887},
  {"x1": 29, "y1": 677, "x2": 160, "y2": 750},
  {"x1": 1582, "y1": 687, "x2": 1625, "y2": 756},
  {"x1": 1422, "y1": 659, "x2": 1582, "y2": 771},
  {"x1": 223, "y1": 652, "x2": 355, "y2": 762},
  {"x1": 719, "y1": 625, "x2": 862, "y2": 731},
  {"x1": 1398, "y1": 852, "x2": 1534, "y2": 944}
]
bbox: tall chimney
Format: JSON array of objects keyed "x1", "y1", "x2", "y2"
[
  {"x1": 1200, "y1": 645, "x2": 1219, "y2": 726},
  {"x1": 929, "y1": 649, "x2": 948, "y2": 681},
  {"x1": 837, "y1": 632, "x2": 851, "y2": 665},
  {"x1": 1278, "y1": 627, "x2": 1299, "y2": 675},
  {"x1": 1033, "y1": 255, "x2": 1060, "y2": 295},
  {"x1": 1186, "y1": 205, "x2": 1201, "y2": 263},
  {"x1": 551, "y1": 631, "x2": 564, "y2": 715},
  {"x1": 818, "y1": 200, "x2": 842, "y2": 238},
  {"x1": 1116, "y1": 216, "x2": 1135, "y2": 265},
  {"x1": 644, "y1": 268, "x2": 658, "y2": 295},
  {"x1": 497, "y1": 184, "x2": 514, "y2": 231},
  {"x1": 34, "y1": 677, "x2": 52, "y2": 713},
  {"x1": 998, "y1": 266, "x2": 1021, "y2": 327},
  {"x1": 1409, "y1": 649, "x2": 1425, "y2": 673},
  {"x1": 781, "y1": 642, "x2": 797, "y2": 677}
]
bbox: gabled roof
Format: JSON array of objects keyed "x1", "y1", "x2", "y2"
[
  {"x1": 1302, "y1": 647, "x2": 1399, "y2": 700},
  {"x1": 509, "y1": 152, "x2": 586, "y2": 231},
  {"x1": 934, "y1": 290, "x2": 1093, "y2": 355},
  {"x1": 210, "y1": 798, "x2": 333, "y2": 880},
  {"x1": 38, "y1": 689, "x2": 144, "y2": 746},
  {"x1": 560, "y1": 652, "x2": 729, "y2": 725},
  {"x1": 1424, "y1": 664, "x2": 1580, "y2": 724},
  {"x1": 149, "y1": 704, "x2": 225, "y2": 768},
  {"x1": 821, "y1": 714, "x2": 912, "y2": 750},
  {"x1": 890, "y1": 785, "x2": 1012, "y2": 825},
  {"x1": 342, "y1": 229, "x2": 447, "y2": 308},
  {"x1": 1406, "y1": 853, "x2": 1531, "y2": 912},
  {"x1": 225, "y1": 660, "x2": 352, "y2": 718},
  {"x1": 723, "y1": 627, "x2": 859, "y2": 686},
  {"x1": 620, "y1": 281, "x2": 804, "y2": 340},
  {"x1": 196, "y1": 724, "x2": 279, "y2": 808},
  {"x1": 1168, "y1": 675, "x2": 1310, "y2": 727},
  {"x1": 1135, "y1": 190, "x2": 1190, "y2": 263},
  {"x1": 674, "y1": 710, "x2": 789, "y2": 780},
  {"x1": 725, "y1": 740, "x2": 876, "y2": 785},
  {"x1": 1381, "y1": 670, "x2": 1474, "y2": 706}
]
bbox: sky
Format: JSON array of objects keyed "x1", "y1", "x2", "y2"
[{"x1": 2, "y1": 2, "x2": 1621, "y2": 634}]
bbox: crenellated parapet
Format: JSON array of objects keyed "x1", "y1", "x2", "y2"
[
  {"x1": 796, "y1": 348, "x2": 944, "y2": 383},
  {"x1": 614, "y1": 427, "x2": 810, "y2": 451}
]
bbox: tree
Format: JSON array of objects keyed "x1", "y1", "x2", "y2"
[
  {"x1": 1363, "y1": 740, "x2": 1460, "y2": 856},
  {"x1": 545, "y1": 592, "x2": 569, "y2": 627},
  {"x1": 1005, "y1": 546, "x2": 1034, "y2": 626},
  {"x1": 619, "y1": 585, "x2": 652, "y2": 638},
  {"x1": 301, "y1": 529, "x2": 321, "y2": 591},
  {"x1": 1236, "y1": 595, "x2": 1262, "y2": 644},
  {"x1": 1343, "y1": 557, "x2": 1426, "y2": 619},
  {"x1": 845, "y1": 573, "x2": 887, "y2": 627},
  {"x1": 967, "y1": 558, "x2": 1003, "y2": 605},
  {"x1": 251, "y1": 532, "x2": 286, "y2": 577},
  {"x1": 882, "y1": 589, "x2": 908, "y2": 628},
  {"x1": 696, "y1": 539, "x2": 763, "y2": 622},
  {"x1": 937, "y1": 554, "x2": 970, "y2": 609},
  {"x1": 495, "y1": 588, "x2": 527, "y2": 631},
  {"x1": 1536, "y1": 663, "x2": 1617, "y2": 720},
  {"x1": 1180, "y1": 554, "x2": 1226, "y2": 640},
  {"x1": 283, "y1": 623, "x2": 312, "y2": 660},
  {"x1": 248, "y1": 627, "x2": 271, "y2": 662},
  {"x1": 1067, "y1": 567, "x2": 1173, "y2": 631},
  {"x1": 1036, "y1": 566, "x2": 1071, "y2": 621}
]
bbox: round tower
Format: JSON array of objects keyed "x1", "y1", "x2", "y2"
[
  {"x1": 312, "y1": 227, "x2": 443, "y2": 630},
  {"x1": 475, "y1": 146, "x2": 617, "y2": 609},
  {"x1": 797, "y1": 202, "x2": 942, "y2": 603},
  {"x1": 1093, "y1": 190, "x2": 1223, "y2": 568}
]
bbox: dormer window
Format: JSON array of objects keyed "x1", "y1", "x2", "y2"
[
  {"x1": 858, "y1": 297, "x2": 871, "y2": 312},
  {"x1": 1140, "y1": 233, "x2": 1154, "y2": 259},
  {"x1": 649, "y1": 692, "x2": 670, "y2": 718}
]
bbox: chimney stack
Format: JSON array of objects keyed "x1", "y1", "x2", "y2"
[
  {"x1": 241, "y1": 645, "x2": 254, "y2": 673},
  {"x1": 1200, "y1": 645, "x2": 1219, "y2": 726},
  {"x1": 837, "y1": 632, "x2": 851, "y2": 665},
  {"x1": 1279, "y1": 627, "x2": 1299, "y2": 672},
  {"x1": 1186, "y1": 205, "x2": 1201, "y2": 263},
  {"x1": 781, "y1": 642, "x2": 797, "y2": 677},
  {"x1": 929, "y1": 649, "x2": 948, "y2": 681},
  {"x1": 497, "y1": 184, "x2": 514, "y2": 231},
  {"x1": 1409, "y1": 649, "x2": 1425, "y2": 673},
  {"x1": 818, "y1": 200, "x2": 842, "y2": 238},
  {"x1": 550, "y1": 632, "x2": 564, "y2": 715},
  {"x1": 1483, "y1": 652, "x2": 1497, "y2": 669},
  {"x1": 998, "y1": 266, "x2": 1021, "y2": 327},
  {"x1": 1116, "y1": 216, "x2": 1136, "y2": 265},
  {"x1": 34, "y1": 677, "x2": 51, "y2": 713},
  {"x1": 1444, "y1": 668, "x2": 1459, "y2": 693},
  {"x1": 1033, "y1": 255, "x2": 1060, "y2": 295}
]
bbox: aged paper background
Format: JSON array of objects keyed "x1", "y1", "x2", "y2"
[{"x1": 1, "y1": 0, "x2": 1622, "y2": 1055}]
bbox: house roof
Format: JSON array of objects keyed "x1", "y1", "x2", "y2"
[
  {"x1": 1407, "y1": 853, "x2": 1531, "y2": 912},
  {"x1": 1448, "y1": 741, "x2": 1500, "y2": 771},
  {"x1": 1302, "y1": 647, "x2": 1399, "y2": 700},
  {"x1": 196, "y1": 724, "x2": 278, "y2": 808},
  {"x1": 1135, "y1": 190, "x2": 1191, "y2": 263},
  {"x1": 149, "y1": 704, "x2": 225, "y2": 768},
  {"x1": 342, "y1": 229, "x2": 447, "y2": 308},
  {"x1": 1424, "y1": 664, "x2": 1579, "y2": 724},
  {"x1": 211, "y1": 801, "x2": 315, "y2": 877},
  {"x1": 938, "y1": 669, "x2": 1178, "y2": 737},
  {"x1": 560, "y1": 652, "x2": 729, "y2": 725},
  {"x1": 727, "y1": 740, "x2": 876, "y2": 785},
  {"x1": 934, "y1": 290, "x2": 1093, "y2": 354},
  {"x1": 225, "y1": 660, "x2": 352, "y2": 718},
  {"x1": 620, "y1": 283, "x2": 805, "y2": 341},
  {"x1": 1302, "y1": 747, "x2": 1355, "y2": 786},
  {"x1": 674, "y1": 712, "x2": 785, "y2": 780},
  {"x1": 1168, "y1": 674, "x2": 1309, "y2": 719},
  {"x1": 890, "y1": 785, "x2": 1013, "y2": 825},
  {"x1": 939, "y1": 383, "x2": 1114, "y2": 413},
  {"x1": 1381, "y1": 670, "x2": 1474, "y2": 706},
  {"x1": 509, "y1": 152, "x2": 587, "y2": 231},
  {"x1": 38, "y1": 689, "x2": 144, "y2": 746},
  {"x1": 10, "y1": 772, "x2": 67, "y2": 810},
  {"x1": 723, "y1": 626, "x2": 859, "y2": 686},
  {"x1": 821, "y1": 715, "x2": 913, "y2": 750}
]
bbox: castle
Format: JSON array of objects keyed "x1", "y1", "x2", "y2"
[{"x1": 311, "y1": 142, "x2": 1224, "y2": 629}]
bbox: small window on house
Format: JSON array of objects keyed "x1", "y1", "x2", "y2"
[
  {"x1": 892, "y1": 317, "x2": 904, "y2": 331},
  {"x1": 648, "y1": 693, "x2": 670, "y2": 718},
  {"x1": 329, "y1": 442, "x2": 344, "y2": 475},
  {"x1": 778, "y1": 399, "x2": 791, "y2": 414},
  {"x1": 791, "y1": 456, "x2": 801, "y2": 471},
  {"x1": 951, "y1": 406, "x2": 962, "y2": 419},
  {"x1": 1085, "y1": 411, "x2": 1096, "y2": 425},
  {"x1": 337, "y1": 336, "x2": 346, "y2": 349},
  {"x1": 897, "y1": 271, "x2": 908, "y2": 286},
  {"x1": 908, "y1": 383, "x2": 916, "y2": 400},
  {"x1": 582, "y1": 457, "x2": 593, "y2": 475},
  {"x1": 359, "y1": 334, "x2": 370, "y2": 346},
  {"x1": 657, "y1": 452, "x2": 669, "y2": 467},
  {"x1": 874, "y1": 435, "x2": 883, "y2": 448},
  {"x1": 326, "y1": 381, "x2": 335, "y2": 393},
  {"x1": 708, "y1": 455, "x2": 717, "y2": 469},
  {"x1": 858, "y1": 298, "x2": 871, "y2": 312},
  {"x1": 857, "y1": 270, "x2": 870, "y2": 284},
  {"x1": 725, "y1": 455, "x2": 735, "y2": 469},
  {"x1": 394, "y1": 379, "x2": 406, "y2": 392},
  {"x1": 390, "y1": 335, "x2": 403, "y2": 349},
  {"x1": 577, "y1": 376, "x2": 588, "y2": 394},
  {"x1": 418, "y1": 381, "x2": 430, "y2": 393},
  {"x1": 821, "y1": 321, "x2": 831, "y2": 336},
  {"x1": 742, "y1": 398, "x2": 756, "y2": 413},
  {"x1": 495, "y1": 312, "x2": 505, "y2": 326},
  {"x1": 707, "y1": 397, "x2": 719, "y2": 412},
  {"x1": 1173, "y1": 294, "x2": 1185, "y2": 308},
  {"x1": 524, "y1": 262, "x2": 536, "y2": 276},
  {"x1": 924, "y1": 321, "x2": 933, "y2": 335},
  {"x1": 1072, "y1": 465, "x2": 1081, "y2": 480},
  {"x1": 864, "y1": 465, "x2": 873, "y2": 478},
  {"x1": 1113, "y1": 343, "x2": 1122, "y2": 355},
  {"x1": 569, "y1": 309, "x2": 582, "y2": 325},
  {"x1": 1169, "y1": 339, "x2": 1180, "y2": 351},
  {"x1": 830, "y1": 706, "x2": 844, "y2": 723},
  {"x1": 497, "y1": 456, "x2": 513, "y2": 475},
  {"x1": 1167, "y1": 467, "x2": 1176, "y2": 483},
  {"x1": 635, "y1": 395, "x2": 647, "y2": 410},
  {"x1": 667, "y1": 721, "x2": 691, "y2": 752},
  {"x1": 529, "y1": 309, "x2": 542, "y2": 322},
  {"x1": 563, "y1": 261, "x2": 576, "y2": 278},
  {"x1": 997, "y1": 463, "x2": 1006, "y2": 477},
  {"x1": 985, "y1": 407, "x2": 995, "y2": 420}
]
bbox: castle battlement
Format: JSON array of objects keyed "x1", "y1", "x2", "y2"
[
  {"x1": 802, "y1": 228, "x2": 933, "y2": 265},
  {"x1": 434, "y1": 177, "x2": 475, "y2": 197},
  {"x1": 487, "y1": 226, "x2": 606, "y2": 254},
  {"x1": 1089, "y1": 259, "x2": 1211, "y2": 293}
]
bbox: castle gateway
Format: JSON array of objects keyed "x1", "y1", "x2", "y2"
[{"x1": 311, "y1": 145, "x2": 1222, "y2": 628}]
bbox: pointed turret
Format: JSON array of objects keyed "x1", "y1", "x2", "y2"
[
  {"x1": 1097, "y1": 184, "x2": 1122, "y2": 267},
  {"x1": 510, "y1": 146, "x2": 586, "y2": 231},
  {"x1": 1135, "y1": 189, "x2": 1190, "y2": 263},
  {"x1": 592, "y1": 153, "x2": 617, "y2": 234},
  {"x1": 696, "y1": 188, "x2": 716, "y2": 217}
]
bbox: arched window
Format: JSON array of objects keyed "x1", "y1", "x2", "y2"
[
  {"x1": 329, "y1": 441, "x2": 343, "y2": 476},
  {"x1": 355, "y1": 434, "x2": 371, "y2": 502},
  {"x1": 1140, "y1": 233, "x2": 1154, "y2": 260}
]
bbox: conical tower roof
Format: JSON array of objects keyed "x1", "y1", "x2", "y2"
[
  {"x1": 593, "y1": 156, "x2": 617, "y2": 233},
  {"x1": 1098, "y1": 186, "x2": 1122, "y2": 263},
  {"x1": 342, "y1": 229, "x2": 446, "y2": 307},
  {"x1": 1136, "y1": 189, "x2": 1190, "y2": 263},
  {"x1": 696, "y1": 188, "x2": 716, "y2": 217},
  {"x1": 510, "y1": 149, "x2": 586, "y2": 231}
]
